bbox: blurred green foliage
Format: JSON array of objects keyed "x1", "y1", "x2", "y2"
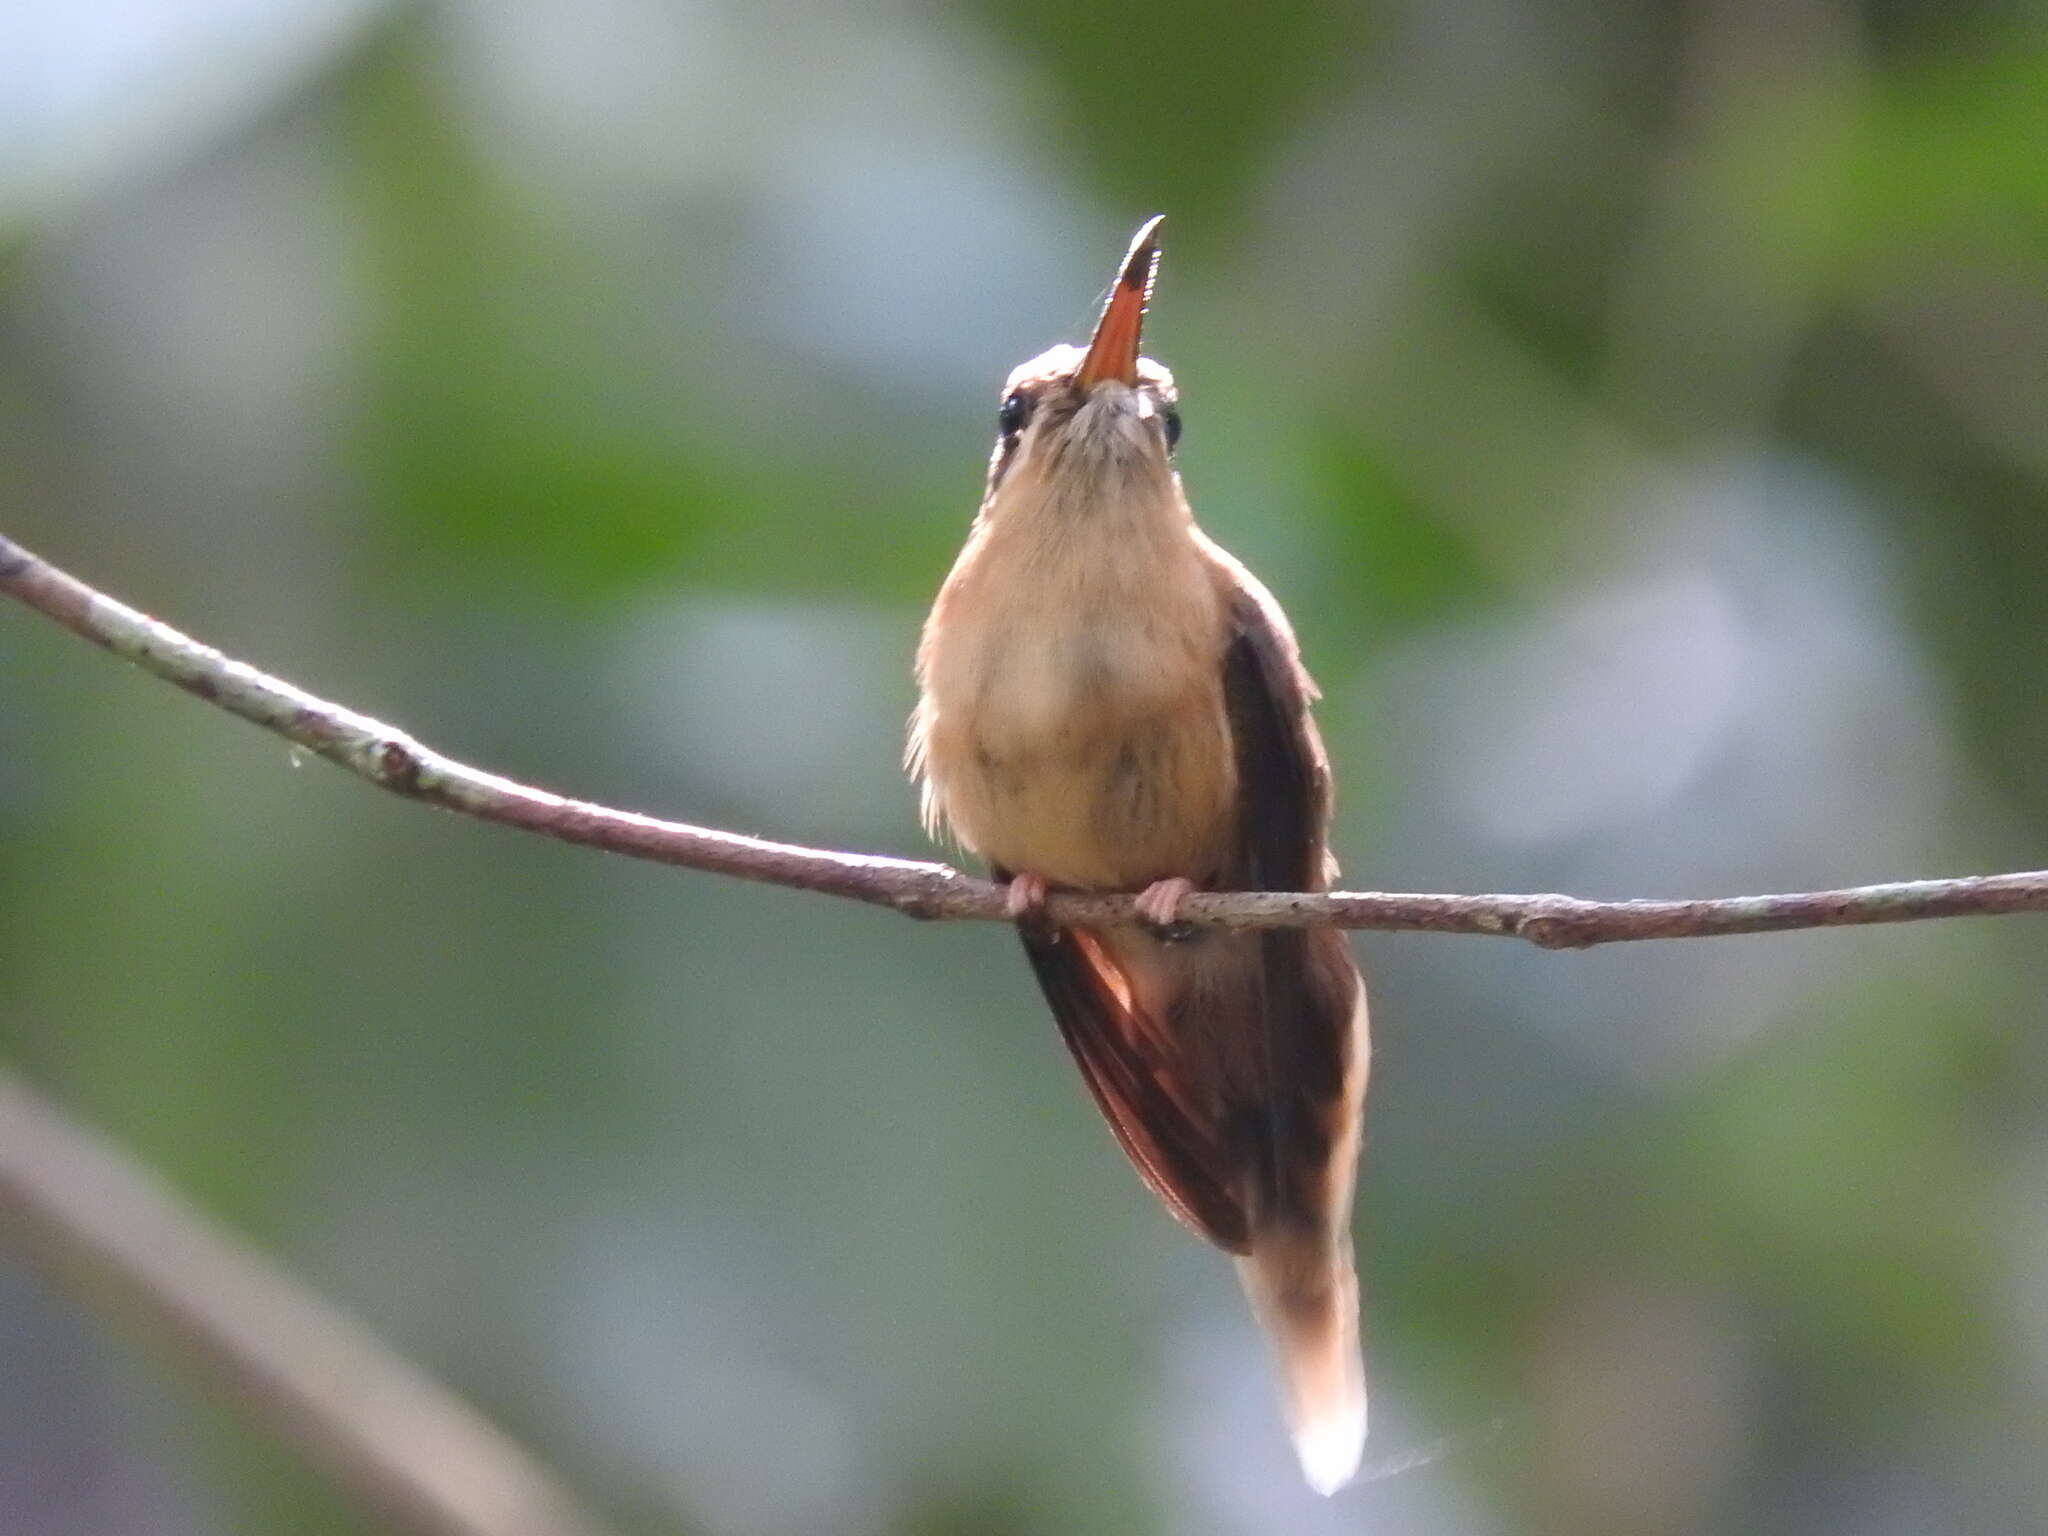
[{"x1": 3, "y1": 3, "x2": 2047, "y2": 1535}]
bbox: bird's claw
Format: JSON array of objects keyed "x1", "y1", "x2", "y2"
[
  {"x1": 1135, "y1": 877, "x2": 1199, "y2": 937},
  {"x1": 1004, "y1": 872, "x2": 1050, "y2": 921}
]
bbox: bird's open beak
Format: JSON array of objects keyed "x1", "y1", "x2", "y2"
[{"x1": 1076, "y1": 216, "x2": 1164, "y2": 391}]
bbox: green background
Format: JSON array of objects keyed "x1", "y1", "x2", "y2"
[{"x1": 4, "y1": 1, "x2": 2047, "y2": 1532}]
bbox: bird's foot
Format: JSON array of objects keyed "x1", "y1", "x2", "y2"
[
  {"x1": 1004, "y1": 872, "x2": 1051, "y2": 922},
  {"x1": 1134, "y1": 876, "x2": 1199, "y2": 939}
]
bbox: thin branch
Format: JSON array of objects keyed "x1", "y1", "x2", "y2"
[
  {"x1": 4, "y1": 530, "x2": 2045, "y2": 949},
  {"x1": 0, "y1": 1065, "x2": 618, "y2": 1536}
]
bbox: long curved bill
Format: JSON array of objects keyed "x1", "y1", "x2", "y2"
[{"x1": 1075, "y1": 215, "x2": 1164, "y2": 390}]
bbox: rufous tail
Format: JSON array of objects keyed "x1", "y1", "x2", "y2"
[{"x1": 1235, "y1": 1224, "x2": 1366, "y2": 1494}]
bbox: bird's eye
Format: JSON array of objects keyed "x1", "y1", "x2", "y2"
[
  {"x1": 998, "y1": 391, "x2": 1032, "y2": 438},
  {"x1": 1162, "y1": 405, "x2": 1182, "y2": 450}
]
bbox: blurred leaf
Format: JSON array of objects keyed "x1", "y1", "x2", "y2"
[
  {"x1": 1848, "y1": 41, "x2": 2048, "y2": 273},
  {"x1": 959, "y1": 0, "x2": 1378, "y2": 237},
  {"x1": 1302, "y1": 420, "x2": 1498, "y2": 638},
  {"x1": 1672, "y1": 986, "x2": 2003, "y2": 1405},
  {"x1": 337, "y1": 26, "x2": 703, "y2": 599}
]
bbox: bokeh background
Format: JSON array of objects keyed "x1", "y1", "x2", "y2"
[{"x1": 4, "y1": 1, "x2": 2047, "y2": 1532}]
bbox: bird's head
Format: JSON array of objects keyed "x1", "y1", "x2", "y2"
[{"x1": 981, "y1": 217, "x2": 1182, "y2": 512}]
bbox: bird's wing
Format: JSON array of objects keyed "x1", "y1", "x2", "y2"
[
  {"x1": 1217, "y1": 571, "x2": 1329, "y2": 894},
  {"x1": 1216, "y1": 565, "x2": 1361, "y2": 1229},
  {"x1": 1014, "y1": 918, "x2": 1254, "y2": 1253}
]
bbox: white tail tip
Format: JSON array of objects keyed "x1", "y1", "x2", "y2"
[
  {"x1": 1295, "y1": 1394, "x2": 1367, "y2": 1495},
  {"x1": 1236, "y1": 1235, "x2": 1367, "y2": 1495}
]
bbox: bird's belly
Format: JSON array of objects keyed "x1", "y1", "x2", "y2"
[{"x1": 932, "y1": 634, "x2": 1237, "y2": 890}]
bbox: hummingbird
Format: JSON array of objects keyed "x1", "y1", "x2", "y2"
[{"x1": 908, "y1": 218, "x2": 1369, "y2": 1493}]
